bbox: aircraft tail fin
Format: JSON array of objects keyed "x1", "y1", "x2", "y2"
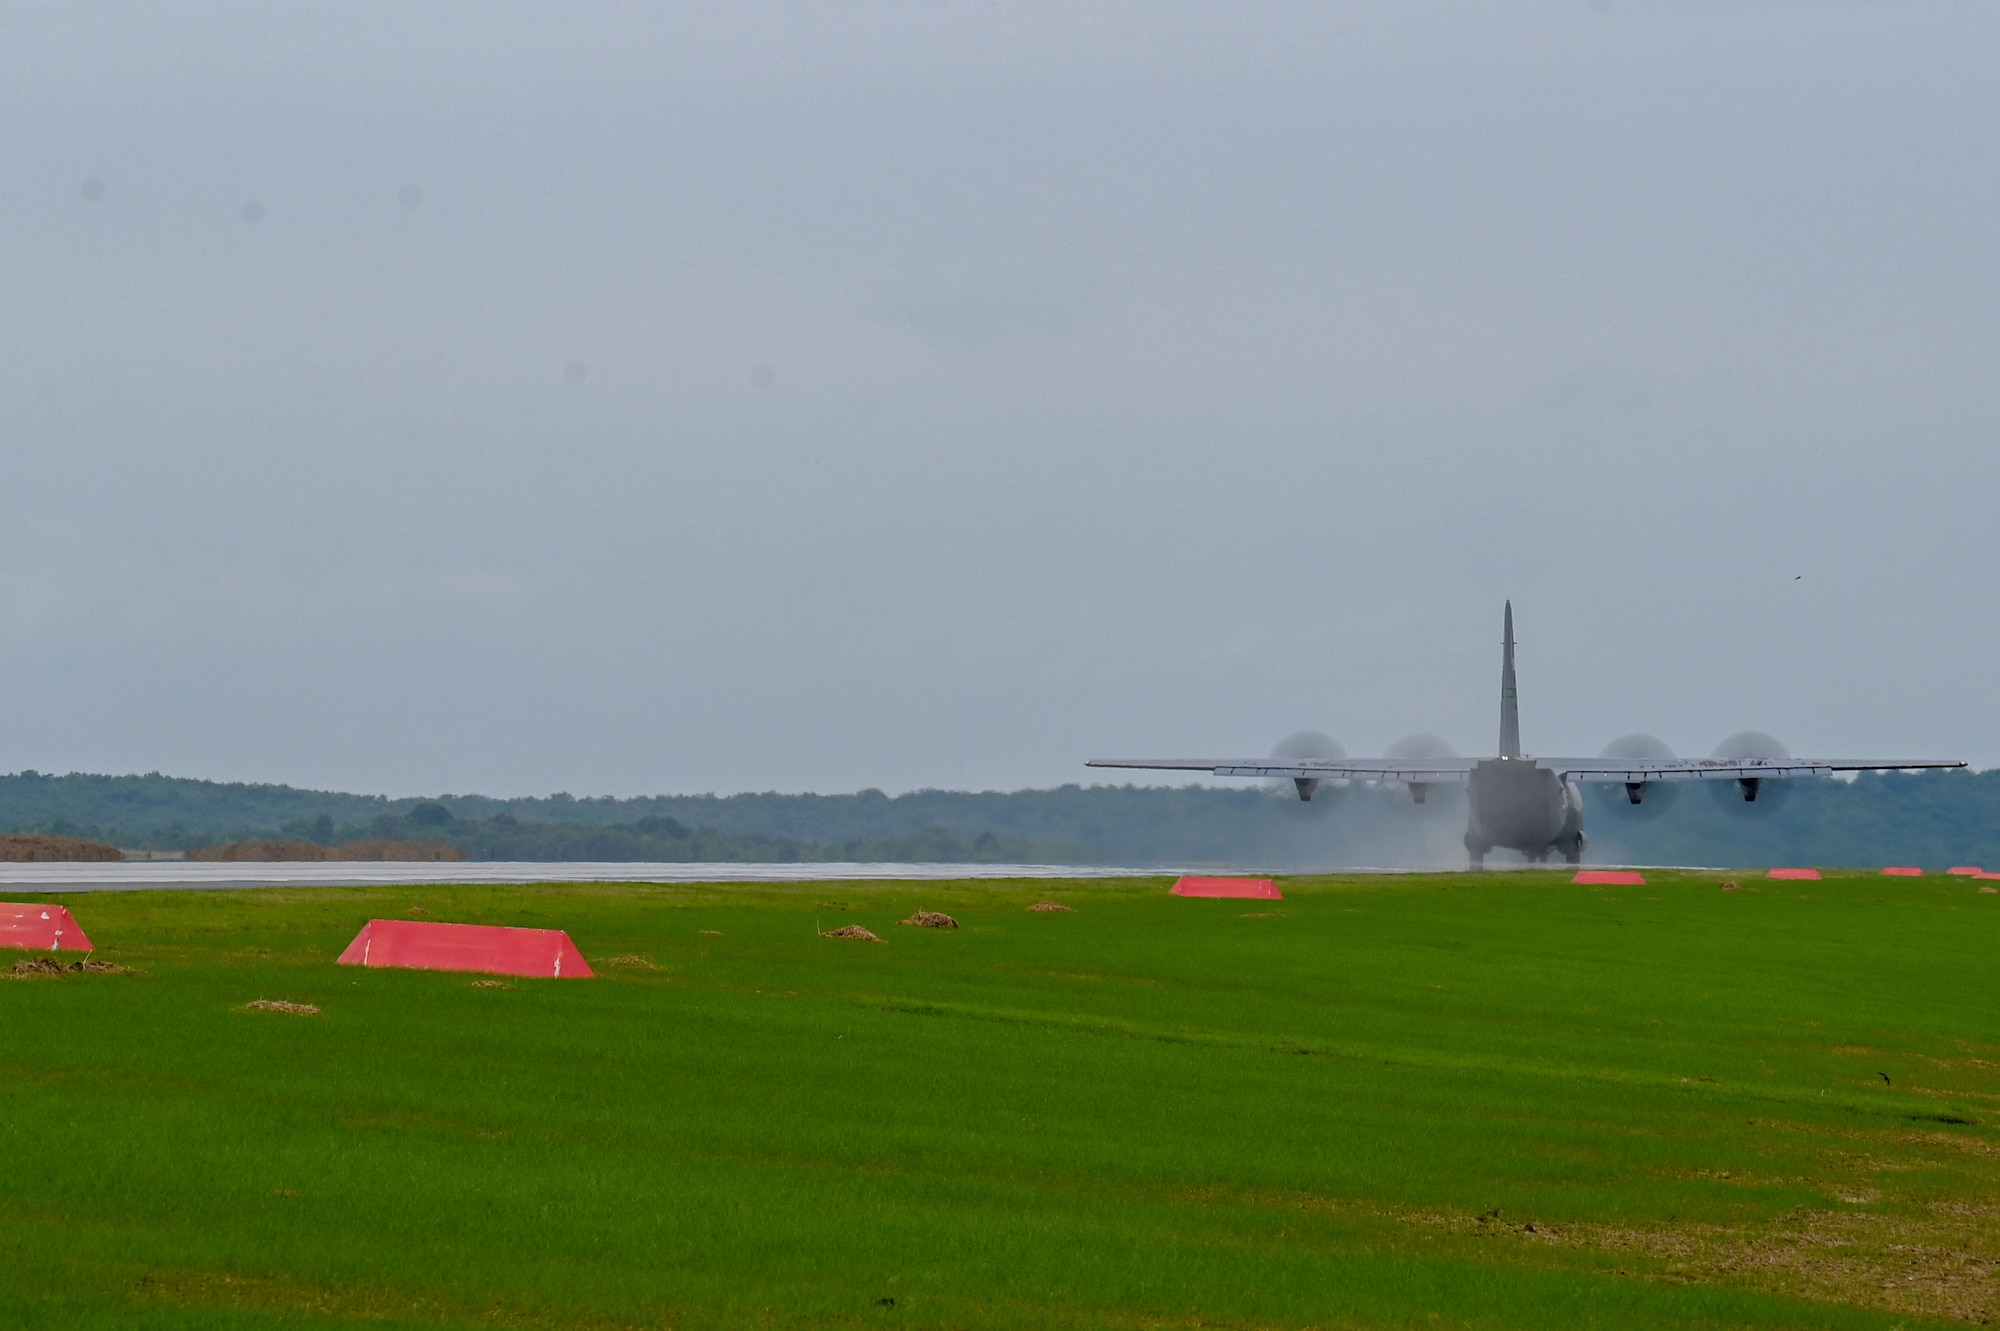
[{"x1": 1499, "y1": 601, "x2": 1521, "y2": 758}]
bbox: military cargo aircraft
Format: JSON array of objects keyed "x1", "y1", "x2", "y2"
[{"x1": 1088, "y1": 603, "x2": 1963, "y2": 865}]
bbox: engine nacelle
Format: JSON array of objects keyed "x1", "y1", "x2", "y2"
[{"x1": 1293, "y1": 777, "x2": 1319, "y2": 802}]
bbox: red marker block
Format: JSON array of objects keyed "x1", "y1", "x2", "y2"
[
  {"x1": 337, "y1": 920, "x2": 593, "y2": 978},
  {"x1": 1768, "y1": 868, "x2": 1822, "y2": 880},
  {"x1": 1947, "y1": 866, "x2": 1983, "y2": 876},
  {"x1": 1171, "y1": 876, "x2": 1282, "y2": 900},
  {"x1": 1881, "y1": 867, "x2": 1923, "y2": 876},
  {"x1": 1572, "y1": 871, "x2": 1645, "y2": 885},
  {"x1": 0, "y1": 903, "x2": 93, "y2": 952}
]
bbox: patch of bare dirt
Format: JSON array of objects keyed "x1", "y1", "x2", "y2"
[
  {"x1": 0, "y1": 833, "x2": 122, "y2": 862},
  {"x1": 9, "y1": 956, "x2": 131, "y2": 976},
  {"x1": 468, "y1": 980, "x2": 511, "y2": 989},
  {"x1": 1028, "y1": 901, "x2": 1074, "y2": 913},
  {"x1": 607, "y1": 954, "x2": 659, "y2": 968},
  {"x1": 243, "y1": 999, "x2": 319, "y2": 1015},
  {"x1": 699, "y1": 929, "x2": 723, "y2": 936},
  {"x1": 1396, "y1": 1196, "x2": 2000, "y2": 1324},
  {"x1": 1207, "y1": 1105, "x2": 2000, "y2": 1323},
  {"x1": 900, "y1": 911, "x2": 958, "y2": 929},
  {"x1": 1980, "y1": 885, "x2": 1997, "y2": 895},
  {"x1": 1899, "y1": 1131, "x2": 1998, "y2": 1158},
  {"x1": 1720, "y1": 881, "x2": 1741, "y2": 892},
  {"x1": 820, "y1": 925, "x2": 883, "y2": 942}
]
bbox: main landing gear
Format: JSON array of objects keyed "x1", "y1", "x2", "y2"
[
  {"x1": 1556, "y1": 831, "x2": 1586, "y2": 865},
  {"x1": 1465, "y1": 832, "x2": 1586, "y2": 867}
]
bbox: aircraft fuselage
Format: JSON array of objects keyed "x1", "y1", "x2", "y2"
[{"x1": 1465, "y1": 757, "x2": 1585, "y2": 864}]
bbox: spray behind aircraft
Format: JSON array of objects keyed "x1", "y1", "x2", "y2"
[{"x1": 1089, "y1": 603, "x2": 1964, "y2": 865}]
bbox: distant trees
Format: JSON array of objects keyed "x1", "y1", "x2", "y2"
[{"x1": 6, "y1": 767, "x2": 2000, "y2": 867}]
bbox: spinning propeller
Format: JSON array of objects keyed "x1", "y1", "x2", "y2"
[
  {"x1": 1707, "y1": 730, "x2": 1794, "y2": 818},
  {"x1": 1385, "y1": 734, "x2": 1459, "y2": 809},
  {"x1": 1589, "y1": 733, "x2": 1681, "y2": 821},
  {"x1": 1264, "y1": 731, "x2": 1344, "y2": 812}
]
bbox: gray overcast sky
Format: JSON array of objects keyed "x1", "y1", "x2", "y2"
[{"x1": 2, "y1": 2, "x2": 1995, "y2": 797}]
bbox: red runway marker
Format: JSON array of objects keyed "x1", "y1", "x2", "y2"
[
  {"x1": 1768, "y1": 868, "x2": 1822, "y2": 880},
  {"x1": 0, "y1": 903, "x2": 93, "y2": 952},
  {"x1": 1881, "y1": 867, "x2": 1923, "y2": 876},
  {"x1": 1572, "y1": 871, "x2": 1645, "y2": 886},
  {"x1": 1948, "y1": 866, "x2": 1983, "y2": 876},
  {"x1": 337, "y1": 919, "x2": 593, "y2": 978},
  {"x1": 1171, "y1": 877, "x2": 1282, "y2": 900}
]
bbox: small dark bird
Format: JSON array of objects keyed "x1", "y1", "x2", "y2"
[{"x1": 1877, "y1": 1071, "x2": 1892, "y2": 1086}]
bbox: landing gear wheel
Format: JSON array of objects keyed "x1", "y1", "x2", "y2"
[
  {"x1": 1464, "y1": 832, "x2": 1491, "y2": 868},
  {"x1": 1557, "y1": 830, "x2": 1587, "y2": 865}
]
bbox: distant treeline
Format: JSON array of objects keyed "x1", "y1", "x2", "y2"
[
  {"x1": 305, "y1": 808, "x2": 1083, "y2": 865},
  {"x1": 2, "y1": 767, "x2": 1999, "y2": 867}
]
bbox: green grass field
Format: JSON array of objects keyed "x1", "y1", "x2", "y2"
[{"x1": 3, "y1": 870, "x2": 1995, "y2": 1329}]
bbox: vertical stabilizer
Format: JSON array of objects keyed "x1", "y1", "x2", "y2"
[{"x1": 1498, "y1": 601, "x2": 1521, "y2": 758}]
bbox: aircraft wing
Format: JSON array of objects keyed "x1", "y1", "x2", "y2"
[
  {"x1": 1087, "y1": 755, "x2": 1966, "y2": 784},
  {"x1": 1545, "y1": 757, "x2": 1965, "y2": 783},
  {"x1": 1086, "y1": 757, "x2": 1479, "y2": 784}
]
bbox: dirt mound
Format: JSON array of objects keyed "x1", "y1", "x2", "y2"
[
  {"x1": 1720, "y1": 882, "x2": 1742, "y2": 892},
  {"x1": 334, "y1": 839, "x2": 468, "y2": 862},
  {"x1": 10, "y1": 955, "x2": 125, "y2": 975},
  {"x1": 1028, "y1": 901, "x2": 1075, "y2": 913},
  {"x1": 900, "y1": 911, "x2": 959, "y2": 929},
  {"x1": 820, "y1": 925, "x2": 883, "y2": 942},
  {"x1": 243, "y1": 999, "x2": 319, "y2": 1015},
  {"x1": 0, "y1": 833, "x2": 122, "y2": 862},
  {"x1": 10, "y1": 957, "x2": 129, "y2": 976},
  {"x1": 188, "y1": 841, "x2": 332, "y2": 862}
]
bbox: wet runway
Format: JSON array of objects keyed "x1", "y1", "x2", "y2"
[{"x1": 0, "y1": 861, "x2": 1174, "y2": 893}]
